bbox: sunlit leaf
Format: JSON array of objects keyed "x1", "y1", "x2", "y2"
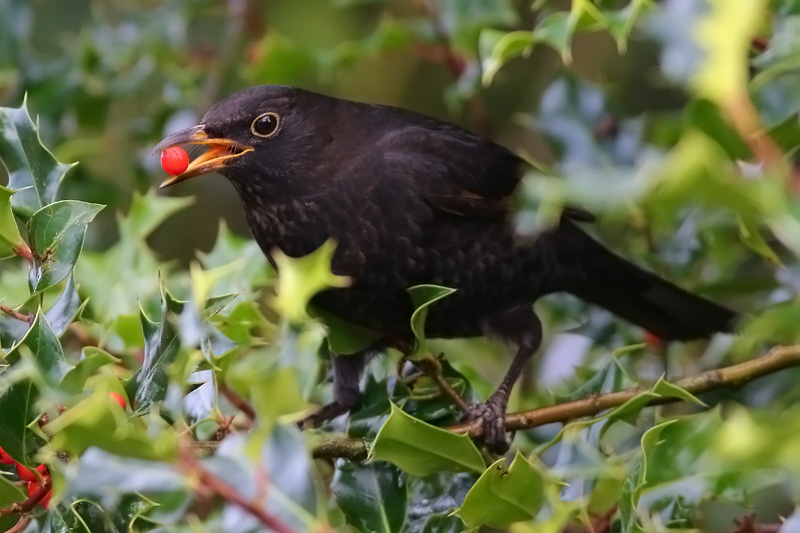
[
  {"x1": 455, "y1": 451, "x2": 545, "y2": 529},
  {"x1": 273, "y1": 240, "x2": 350, "y2": 324}
]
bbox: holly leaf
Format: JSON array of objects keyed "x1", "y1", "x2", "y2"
[
  {"x1": 0, "y1": 97, "x2": 76, "y2": 219},
  {"x1": 455, "y1": 451, "x2": 545, "y2": 529},
  {"x1": 332, "y1": 462, "x2": 407, "y2": 533},
  {"x1": 27, "y1": 200, "x2": 103, "y2": 294},
  {"x1": 127, "y1": 291, "x2": 181, "y2": 413},
  {"x1": 0, "y1": 185, "x2": 23, "y2": 258},
  {"x1": 273, "y1": 240, "x2": 350, "y2": 324},
  {"x1": 370, "y1": 403, "x2": 485, "y2": 476},
  {"x1": 408, "y1": 284, "x2": 456, "y2": 357}
]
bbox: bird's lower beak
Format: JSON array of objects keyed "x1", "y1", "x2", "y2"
[{"x1": 153, "y1": 124, "x2": 253, "y2": 188}]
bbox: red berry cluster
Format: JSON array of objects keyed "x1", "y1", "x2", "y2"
[{"x1": 0, "y1": 447, "x2": 51, "y2": 509}]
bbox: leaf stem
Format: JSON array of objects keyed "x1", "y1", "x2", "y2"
[
  {"x1": 0, "y1": 305, "x2": 34, "y2": 324},
  {"x1": 11, "y1": 242, "x2": 33, "y2": 264}
]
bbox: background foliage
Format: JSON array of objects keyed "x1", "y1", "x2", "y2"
[{"x1": 2, "y1": 0, "x2": 800, "y2": 531}]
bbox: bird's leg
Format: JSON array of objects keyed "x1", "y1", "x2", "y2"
[
  {"x1": 298, "y1": 350, "x2": 370, "y2": 430},
  {"x1": 463, "y1": 309, "x2": 542, "y2": 453}
]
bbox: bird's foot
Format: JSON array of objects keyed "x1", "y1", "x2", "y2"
[
  {"x1": 297, "y1": 400, "x2": 349, "y2": 430},
  {"x1": 461, "y1": 399, "x2": 512, "y2": 454}
]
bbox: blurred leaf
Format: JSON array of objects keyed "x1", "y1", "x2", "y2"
[
  {"x1": 120, "y1": 189, "x2": 193, "y2": 241},
  {"x1": 62, "y1": 347, "x2": 120, "y2": 394},
  {"x1": 692, "y1": 0, "x2": 764, "y2": 104},
  {"x1": 370, "y1": 403, "x2": 485, "y2": 476},
  {"x1": 333, "y1": 461, "x2": 407, "y2": 533},
  {"x1": 0, "y1": 185, "x2": 22, "y2": 258},
  {"x1": 26, "y1": 200, "x2": 103, "y2": 293},
  {"x1": 314, "y1": 307, "x2": 382, "y2": 355},
  {"x1": 273, "y1": 240, "x2": 349, "y2": 324},
  {"x1": 0, "y1": 97, "x2": 76, "y2": 219},
  {"x1": 455, "y1": 450, "x2": 545, "y2": 529},
  {"x1": 46, "y1": 386, "x2": 178, "y2": 461}
]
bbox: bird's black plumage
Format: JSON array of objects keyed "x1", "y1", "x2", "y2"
[{"x1": 155, "y1": 85, "x2": 738, "y2": 451}]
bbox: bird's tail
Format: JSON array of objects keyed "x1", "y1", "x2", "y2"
[{"x1": 555, "y1": 221, "x2": 737, "y2": 341}]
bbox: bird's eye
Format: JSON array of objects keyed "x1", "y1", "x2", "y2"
[{"x1": 251, "y1": 112, "x2": 281, "y2": 138}]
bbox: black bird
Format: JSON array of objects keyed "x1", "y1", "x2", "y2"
[{"x1": 154, "y1": 85, "x2": 737, "y2": 451}]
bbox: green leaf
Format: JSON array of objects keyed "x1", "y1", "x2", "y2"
[
  {"x1": 0, "y1": 474, "x2": 25, "y2": 509},
  {"x1": 0, "y1": 97, "x2": 76, "y2": 219},
  {"x1": 540, "y1": 376, "x2": 703, "y2": 453},
  {"x1": 46, "y1": 273, "x2": 85, "y2": 336},
  {"x1": 128, "y1": 294, "x2": 181, "y2": 413},
  {"x1": 46, "y1": 385, "x2": 178, "y2": 461},
  {"x1": 0, "y1": 185, "x2": 23, "y2": 258},
  {"x1": 312, "y1": 306, "x2": 382, "y2": 355},
  {"x1": 333, "y1": 462, "x2": 407, "y2": 533},
  {"x1": 273, "y1": 240, "x2": 350, "y2": 324},
  {"x1": 479, "y1": 29, "x2": 536, "y2": 85},
  {"x1": 455, "y1": 450, "x2": 545, "y2": 529},
  {"x1": 369, "y1": 403, "x2": 485, "y2": 476},
  {"x1": 61, "y1": 347, "x2": 120, "y2": 394},
  {"x1": 119, "y1": 189, "x2": 193, "y2": 241},
  {"x1": 618, "y1": 420, "x2": 678, "y2": 533},
  {"x1": 408, "y1": 285, "x2": 456, "y2": 357},
  {"x1": 0, "y1": 310, "x2": 71, "y2": 463},
  {"x1": 27, "y1": 200, "x2": 104, "y2": 293}
]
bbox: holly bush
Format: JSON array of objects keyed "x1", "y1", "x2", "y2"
[{"x1": 2, "y1": 0, "x2": 800, "y2": 532}]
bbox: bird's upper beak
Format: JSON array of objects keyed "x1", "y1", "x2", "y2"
[{"x1": 153, "y1": 125, "x2": 254, "y2": 188}]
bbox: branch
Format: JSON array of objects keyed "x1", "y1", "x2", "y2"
[
  {"x1": 0, "y1": 305, "x2": 33, "y2": 324},
  {"x1": 0, "y1": 477, "x2": 52, "y2": 516},
  {"x1": 179, "y1": 441, "x2": 293, "y2": 533},
  {"x1": 220, "y1": 383, "x2": 256, "y2": 421},
  {"x1": 12, "y1": 242, "x2": 33, "y2": 264},
  {"x1": 311, "y1": 345, "x2": 800, "y2": 460}
]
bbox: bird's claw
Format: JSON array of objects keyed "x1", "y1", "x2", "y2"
[{"x1": 461, "y1": 400, "x2": 512, "y2": 453}]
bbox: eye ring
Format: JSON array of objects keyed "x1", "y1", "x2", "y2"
[{"x1": 251, "y1": 112, "x2": 281, "y2": 138}]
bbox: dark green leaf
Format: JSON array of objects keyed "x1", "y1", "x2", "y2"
[
  {"x1": 0, "y1": 185, "x2": 23, "y2": 258},
  {"x1": 0, "y1": 98, "x2": 76, "y2": 219},
  {"x1": 333, "y1": 461, "x2": 407, "y2": 533},
  {"x1": 27, "y1": 200, "x2": 103, "y2": 293}
]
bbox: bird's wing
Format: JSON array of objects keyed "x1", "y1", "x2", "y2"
[{"x1": 375, "y1": 123, "x2": 594, "y2": 222}]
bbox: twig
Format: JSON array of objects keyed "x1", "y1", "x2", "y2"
[
  {"x1": 7, "y1": 515, "x2": 32, "y2": 533},
  {"x1": 415, "y1": 355, "x2": 469, "y2": 411},
  {"x1": 179, "y1": 441, "x2": 293, "y2": 533},
  {"x1": 220, "y1": 383, "x2": 256, "y2": 421},
  {"x1": 0, "y1": 477, "x2": 52, "y2": 516},
  {"x1": 310, "y1": 345, "x2": 800, "y2": 460},
  {"x1": 733, "y1": 514, "x2": 782, "y2": 533},
  {"x1": 12, "y1": 243, "x2": 33, "y2": 264},
  {"x1": 0, "y1": 305, "x2": 33, "y2": 324}
]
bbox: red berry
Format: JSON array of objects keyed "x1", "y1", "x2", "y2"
[
  {"x1": 109, "y1": 392, "x2": 127, "y2": 409},
  {"x1": 161, "y1": 146, "x2": 189, "y2": 175},
  {"x1": 643, "y1": 331, "x2": 663, "y2": 348},
  {"x1": 0, "y1": 446, "x2": 15, "y2": 465},
  {"x1": 27, "y1": 481, "x2": 52, "y2": 508},
  {"x1": 16, "y1": 463, "x2": 47, "y2": 482}
]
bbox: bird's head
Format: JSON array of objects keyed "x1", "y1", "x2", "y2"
[{"x1": 153, "y1": 85, "x2": 337, "y2": 194}]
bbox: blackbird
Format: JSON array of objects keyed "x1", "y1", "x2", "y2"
[{"x1": 154, "y1": 85, "x2": 737, "y2": 451}]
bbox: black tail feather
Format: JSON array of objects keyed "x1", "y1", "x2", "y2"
[{"x1": 558, "y1": 223, "x2": 738, "y2": 341}]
